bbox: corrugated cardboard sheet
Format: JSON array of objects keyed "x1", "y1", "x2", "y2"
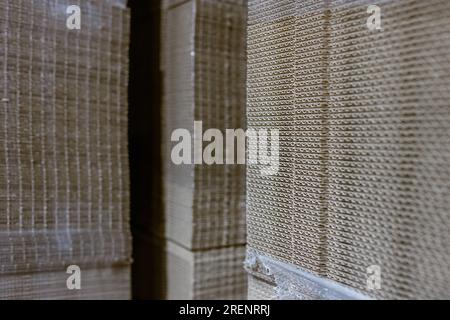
[
  {"x1": 159, "y1": 0, "x2": 248, "y2": 299},
  {"x1": 247, "y1": 0, "x2": 450, "y2": 300},
  {"x1": 0, "y1": 0, "x2": 131, "y2": 299}
]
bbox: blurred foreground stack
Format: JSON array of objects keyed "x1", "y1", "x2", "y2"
[
  {"x1": 156, "y1": 0, "x2": 248, "y2": 299},
  {"x1": 246, "y1": 0, "x2": 450, "y2": 300},
  {"x1": 0, "y1": 0, "x2": 131, "y2": 299}
]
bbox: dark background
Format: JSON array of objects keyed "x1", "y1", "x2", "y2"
[{"x1": 128, "y1": 0, "x2": 165, "y2": 300}]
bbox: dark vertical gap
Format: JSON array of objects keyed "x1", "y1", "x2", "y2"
[{"x1": 128, "y1": 0, "x2": 165, "y2": 299}]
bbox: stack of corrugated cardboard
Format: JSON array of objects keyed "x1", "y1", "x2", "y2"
[
  {"x1": 246, "y1": 0, "x2": 450, "y2": 300},
  {"x1": 158, "y1": 0, "x2": 248, "y2": 299},
  {"x1": 0, "y1": 0, "x2": 131, "y2": 299}
]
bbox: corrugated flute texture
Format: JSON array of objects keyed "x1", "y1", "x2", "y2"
[
  {"x1": 247, "y1": 275, "x2": 277, "y2": 300},
  {"x1": 247, "y1": 0, "x2": 450, "y2": 299},
  {"x1": 159, "y1": 0, "x2": 247, "y2": 299},
  {"x1": 0, "y1": 0, "x2": 131, "y2": 299}
]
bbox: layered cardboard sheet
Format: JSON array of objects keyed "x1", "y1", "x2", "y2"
[
  {"x1": 158, "y1": 0, "x2": 248, "y2": 299},
  {"x1": 0, "y1": 266, "x2": 130, "y2": 300},
  {"x1": 0, "y1": 0, "x2": 131, "y2": 299},
  {"x1": 247, "y1": 0, "x2": 450, "y2": 299},
  {"x1": 166, "y1": 242, "x2": 247, "y2": 300},
  {"x1": 161, "y1": 0, "x2": 247, "y2": 249},
  {"x1": 135, "y1": 236, "x2": 247, "y2": 300}
]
